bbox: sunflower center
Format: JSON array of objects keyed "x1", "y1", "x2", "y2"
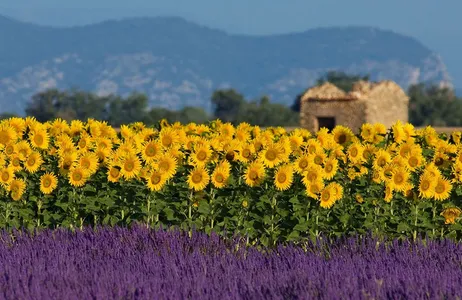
[
  {"x1": 378, "y1": 158, "x2": 386, "y2": 167},
  {"x1": 72, "y1": 171, "x2": 82, "y2": 181},
  {"x1": 43, "y1": 178, "x2": 52, "y2": 188},
  {"x1": 145, "y1": 145, "x2": 157, "y2": 157},
  {"x1": 151, "y1": 173, "x2": 162, "y2": 184},
  {"x1": 265, "y1": 149, "x2": 277, "y2": 161},
  {"x1": 1, "y1": 172, "x2": 10, "y2": 182},
  {"x1": 277, "y1": 173, "x2": 287, "y2": 183},
  {"x1": 249, "y1": 170, "x2": 258, "y2": 181},
  {"x1": 215, "y1": 174, "x2": 224, "y2": 183},
  {"x1": 421, "y1": 180, "x2": 430, "y2": 191},
  {"x1": 79, "y1": 139, "x2": 86, "y2": 148},
  {"x1": 159, "y1": 161, "x2": 169, "y2": 172},
  {"x1": 12, "y1": 158, "x2": 20, "y2": 167},
  {"x1": 325, "y1": 164, "x2": 333, "y2": 173},
  {"x1": 242, "y1": 149, "x2": 251, "y2": 158},
  {"x1": 394, "y1": 174, "x2": 404, "y2": 185},
  {"x1": 192, "y1": 173, "x2": 202, "y2": 184},
  {"x1": 409, "y1": 156, "x2": 419, "y2": 167},
  {"x1": 197, "y1": 151, "x2": 207, "y2": 161},
  {"x1": 81, "y1": 159, "x2": 91, "y2": 169},
  {"x1": 110, "y1": 168, "x2": 120, "y2": 178},
  {"x1": 435, "y1": 157, "x2": 444, "y2": 166},
  {"x1": 124, "y1": 161, "x2": 135, "y2": 172},
  {"x1": 337, "y1": 134, "x2": 347, "y2": 145},
  {"x1": 5, "y1": 145, "x2": 14, "y2": 155},
  {"x1": 299, "y1": 159, "x2": 308, "y2": 169},
  {"x1": 34, "y1": 134, "x2": 44, "y2": 145},
  {"x1": 322, "y1": 191, "x2": 330, "y2": 201},
  {"x1": 307, "y1": 172, "x2": 317, "y2": 182},
  {"x1": 162, "y1": 136, "x2": 172, "y2": 147},
  {"x1": 27, "y1": 158, "x2": 36, "y2": 166},
  {"x1": 314, "y1": 155, "x2": 322, "y2": 165},
  {"x1": 435, "y1": 182, "x2": 445, "y2": 194},
  {"x1": 350, "y1": 148, "x2": 358, "y2": 157},
  {"x1": 225, "y1": 151, "x2": 235, "y2": 161}
]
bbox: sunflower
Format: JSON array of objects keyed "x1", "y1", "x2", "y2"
[
  {"x1": 39, "y1": 172, "x2": 58, "y2": 194},
  {"x1": 305, "y1": 179, "x2": 324, "y2": 199},
  {"x1": 190, "y1": 144, "x2": 212, "y2": 167},
  {"x1": 8, "y1": 178, "x2": 26, "y2": 201},
  {"x1": 384, "y1": 183, "x2": 394, "y2": 203},
  {"x1": 141, "y1": 140, "x2": 162, "y2": 163},
  {"x1": 309, "y1": 150, "x2": 326, "y2": 166},
  {"x1": 302, "y1": 164, "x2": 325, "y2": 187},
  {"x1": 323, "y1": 157, "x2": 339, "y2": 180},
  {"x1": 243, "y1": 161, "x2": 266, "y2": 187},
  {"x1": 418, "y1": 173, "x2": 436, "y2": 199},
  {"x1": 274, "y1": 164, "x2": 294, "y2": 191},
  {"x1": 187, "y1": 166, "x2": 210, "y2": 191},
  {"x1": 211, "y1": 161, "x2": 231, "y2": 189},
  {"x1": 360, "y1": 123, "x2": 375, "y2": 143},
  {"x1": 4, "y1": 143, "x2": 15, "y2": 156},
  {"x1": 405, "y1": 152, "x2": 425, "y2": 171},
  {"x1": 332, "y1": 126, "x2": 353, "y2": 146},
  {"x1": 218, "y1": 122, "x2": 235, "y2": 138},
  {"x1": 388, "y1": 167, "x2": 411, "y2": 193},
  {"x1": 0, "y1": 166, "x2": 14, "y2": 187},
  {"x1": 15, "y1": 141, "x2": 31, "y2": 160},
  {"x1": 59, "y1": 151, "x2": 78, "y2": 173},
  {"x1": 373, "y1": 149, "x2": 392, "y2": 170},
  {"x1": 319, "y1": 185, "x2": 337, "y2": 209},
  {"x1": 29, "y1": 127, "x2": 50, "y2": 150},
  {"x1": 147, "y1": 170, "x2": 167, "y2": 192},
  {"x1": 107, "y1": 165, "x2": 121, "y2": 183},
  {"x1": 156, "y1": 153, "x2": 178, "y2": 179},
  {"x1": 441, "y1": 207, "x2": 462, "y2": 224},
  {"x1": 237, "y1": 143, "x2": 255, "y2": 163},
  {"x1": 392, "y1": 121, "x2": 406, "y2": 144},
  {"x1": 306, "y1": 139, "x2": 323, "y2": 154},
  {"x1": 68, "y1": 167, "x2": 89, "y2": 187},
  {"x1": 24, "y1": 151, "x2": 43, "y2": 174},
  {"x1": 433, "y1": 176, "x2": 452, "y2": 201},
  {"x1": 78, "y1": 152, "x2": 99, "y2": 175},
  {"x1": 316, "y1": 128, "x2": 332, "y2": 147},
  {"x1": 158, "y1": 127, "x2": 180, "y2": 148},
  {"x1": 0, "y1": 124, "x2": 17, "y2": 146},
  {"x1": 9, "y1": 154, "x2": 22, "y2": 172},
  {"x1": 259, "y1": 143, "x2": 284, "y2": 168},
  {"x1": 120, "y1": 154, "x2": 142, "y2": 180},
  {"x1": 294, "y1": 154, "x2": 311, "y2": 174},
  {"x1": 347, "y1": 142, "x2": 364, "y2": 164},
  {"x1": 372, "y1": 123, "x2": 387, "y2": 143}
]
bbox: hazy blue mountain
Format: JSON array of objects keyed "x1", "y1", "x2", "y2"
[{"x1": 0, "y1": 15, "x2": 453, "y2": 115}]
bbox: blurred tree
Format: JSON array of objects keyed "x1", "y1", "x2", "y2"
[{"x1": 211, "y1": 89, "x2": 246, "y2": 124}]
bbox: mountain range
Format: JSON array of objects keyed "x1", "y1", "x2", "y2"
[{"x1": 0, "y1": 14, "x2": 454, "y2": 115}]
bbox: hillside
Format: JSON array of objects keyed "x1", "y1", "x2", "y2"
[{"x1": 0, "y1": 15, "x2": 453, "y2": 115}]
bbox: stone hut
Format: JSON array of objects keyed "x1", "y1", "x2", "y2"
[{"x1": 299, "y1": 80, "x2": 409, "y2": 133}]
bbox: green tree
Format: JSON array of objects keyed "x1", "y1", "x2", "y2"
[{"x1": 211, "y1": 89, "x2": 246, "y2": 124}]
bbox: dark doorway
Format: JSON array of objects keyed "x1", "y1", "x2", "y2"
[{"x1": 317, "y1": 117, "x2": 336, "y2": 132}]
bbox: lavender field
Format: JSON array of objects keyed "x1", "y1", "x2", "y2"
[{"x1": 0, "y1": 226, "x2": 460, "y2": 299}]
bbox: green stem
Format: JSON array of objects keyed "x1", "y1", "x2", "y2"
[
  {"x1": 210, "y1": 189, "x2": 215, "y2": 230},
  {"x1": 146, "y1": 194, "x2": 151, "y2": 227},
  {"x1": 432, "y1": 203, "x2": 436, "y2": 237}
]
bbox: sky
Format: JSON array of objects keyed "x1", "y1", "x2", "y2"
[{"x1": 1, "y1": 0, "x2": 461, "y2": 86}]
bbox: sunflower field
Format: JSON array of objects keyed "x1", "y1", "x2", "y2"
[{"x1": 1, "y1": 117, "x2": 462, "y2": 246}]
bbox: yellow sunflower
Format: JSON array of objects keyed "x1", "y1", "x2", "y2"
[
  {"x1": 156, "y1": 153, "x2": 178, "y2": 179},
  {"x1": 211, "y1": 161, "x2": 231, "y2": 189},
  {"x1": 319, "y1": 184, "x2": 337, "y2": 209},
  {"x1": 243, "y1": 161, "x2": 266, "y2": 187},
  {"x1": 40, "y1": 172, "x2": 58, "y2": 194},
  {"x1": 141, "y1": 140, "x2": 162, "y2": 163},
  {"x1": 0, "y1": 166, "x2": 14, "y2": 187},
  {"x1": 187, "y1": 166, "x2": 210, "y2": 191},
  {"x1": 8, "y1": 178, "x2": 26, "y2": 201},
  {"x1": 433, "y1": 176, "x2": 452, "y2": 201},
  {"x1": 441, "y1": 207, "x2": 462, "y2": 224},
  {"x1": 274, "y1": 164, "x2": 294, "y2": 191},
  {"x1": 323, "y1": 157, "x2": 339, "y2": 180},
  {"x1": 68, "y1": 167, "x2": 89, "y2": 187},
  {"x1": 332, "y1": 125, "x2": 354, "y2": 146},
  {"x1": 24, "y1": 151, "x2": 43, "y2": 174},
  {"x1": 146, "y1": 170, "x2": 167, "y2": 192},
  {"x1": 190, "y1": 144, "x2": 212, "y2": 167},
  {"x1": 294, "y1": 154, "x2": 311, "y2": 174},
  {"x1": 120, "y1": 154, "x2": 142, "y2": 180},
  {"x1": 259, "y1": 143, "x2": 284, "y2": 168},
  {"x1": 107, "y1": 165, "x2": 121, "y2": 183},
  {"x1": 78, "y1": 152, "x2": 99, "y2": 175},
  {"x1": 0, "y1": 124, "x2": 18, "y2": 146},
  {"x1": 29, "y1": 127, "x2": 50, "y2": 150}
]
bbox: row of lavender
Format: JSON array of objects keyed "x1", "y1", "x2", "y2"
[{"x1": 0, "y1": 225, "x2": 461, "y2": 299}]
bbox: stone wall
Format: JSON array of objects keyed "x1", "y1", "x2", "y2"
[
  {"x1": 300, "y1": 99, "x2": 367, "y2": 133},
  {"x1": 363, "y1": 83, "x2": 409, "y2": 129}
]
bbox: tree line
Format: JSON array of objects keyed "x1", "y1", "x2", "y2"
[{"x1": 1, "y1": 71, "x2": 460, "y2": 127}]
